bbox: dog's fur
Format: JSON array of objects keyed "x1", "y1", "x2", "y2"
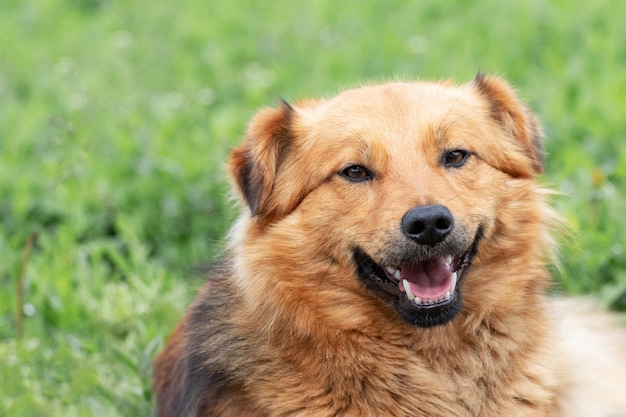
[{"x1": 153, "y1": 75, "x2": 626, "y2": 417}]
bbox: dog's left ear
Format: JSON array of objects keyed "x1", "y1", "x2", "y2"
[
  {"x1": 228, "y1": 101, "x2": 294, "y2": 221},
  {"x1": 473, "y1": 74, "x2": 544, "y2": 176}
]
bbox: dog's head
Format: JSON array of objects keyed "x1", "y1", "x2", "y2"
[{"x1": 229, "y1": 75, "x2": 548, "y2": 328}]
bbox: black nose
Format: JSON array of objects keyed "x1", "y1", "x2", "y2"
[{"x1": 401, "y1": 205, "x2": 454, "y2": 245}]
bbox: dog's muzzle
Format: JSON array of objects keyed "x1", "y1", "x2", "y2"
[{"x1": 353, "y1": 206, "x2": 482, "y2": 328}]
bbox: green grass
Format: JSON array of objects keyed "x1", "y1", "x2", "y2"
[{"x1": 1, "y1": 0, "x2": 625, "y2": 415}]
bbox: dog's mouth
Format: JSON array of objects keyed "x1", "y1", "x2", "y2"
[{"x1": 353, "y1": 230, "x2": 481, "y2": 327}]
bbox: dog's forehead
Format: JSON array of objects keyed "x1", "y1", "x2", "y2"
[
  {"x1": 296, "y1": 82, "x2": 486, "y2": 150},
  {"x1": 331, "y1": 82, "x2": 475, "y2": 115}
]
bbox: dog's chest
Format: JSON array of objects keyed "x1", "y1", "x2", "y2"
[{"x1": 251, "y1": 335, "x2": 555, "y2": 417}]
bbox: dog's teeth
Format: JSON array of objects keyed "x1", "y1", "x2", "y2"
[
  {"x1": 402, "y1": 279, "x2": 415, "y2": 301},
  {"x1": 450, "y1": 271, "x2": 458, "y2": 293},
  {"x1": 385, "y1": 266, "x2": 401, "y2": 281},
  {"x1": 413, "y1": 295, "x2": 422, "y2": 305},
  {"x1": 444, "y1": 255, "x2": 452, "y2": 266}
]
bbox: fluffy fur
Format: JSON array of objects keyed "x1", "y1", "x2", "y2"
[{"x1": 153, "y1": 75, "x2": 626, "y2": 417}]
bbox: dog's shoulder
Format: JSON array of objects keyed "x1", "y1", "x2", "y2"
[{"x1": 154, "y1": 264, "x2": 266, "y2": 417}]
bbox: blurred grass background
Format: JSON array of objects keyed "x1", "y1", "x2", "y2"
[{"x1": 1, "y1": 0, "x2": 625, "y2": 415}]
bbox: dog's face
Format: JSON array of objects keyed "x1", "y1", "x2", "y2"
[{"x1": 230, "y1": 75, "x2": 545, "y2": 328}]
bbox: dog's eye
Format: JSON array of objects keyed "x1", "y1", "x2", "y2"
[
  {"x1": 443, "y1": 150, "x2": 470, "y2": 168},
  {"x1": 340, "y1": 165, "x2": 373, "y2": 182}
]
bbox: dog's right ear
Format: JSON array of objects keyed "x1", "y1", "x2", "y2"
[{"x1": 228, "y1": 101, "x2": 293, "y2": 219}]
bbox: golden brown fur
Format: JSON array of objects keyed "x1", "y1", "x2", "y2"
[{"x1": 153, "y1": 75, "x2": 626, "y2": 417}]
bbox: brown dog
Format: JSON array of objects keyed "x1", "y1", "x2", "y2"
[{"x1": 153, "y1": 75, "x2": 626, "y2": 416}]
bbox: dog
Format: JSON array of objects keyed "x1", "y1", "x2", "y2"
[{"x1": 153, "y1": 75, "x2": 626, "y2": 416}]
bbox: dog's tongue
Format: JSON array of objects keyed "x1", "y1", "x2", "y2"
[{"x1": 401, "y1": 258, "x2": 451, "y2": 299}]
